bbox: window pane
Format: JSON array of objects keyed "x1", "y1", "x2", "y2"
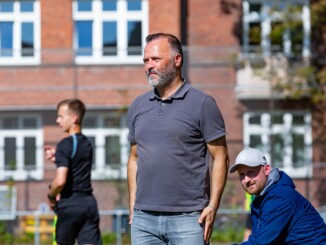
[
  {"x1": 76, "y1": 21, "x2": 93, "y2": 56},
  {"x1": 249, "y1": 3, "x2": 261, "y2": 13},
  {"x1": 21, "y1": 1, "x2": 34, "y2": 12},
  {"x1": 5, "y1": 138, "x2": 16, "y2": 170},
  {"x1": 104, "y1": 116, "x2": 120, "y2": 127},
  {"x1": 103, "y1": 0, "x2": 117, "y2": 11},
  {"x1": 105, "y1": 136, "x2": 121, "y2": 165},
  {"x1": 292, "y1": 133, "x2": 305, "y2": 168},
  {"x1": 249, "y1": 22, "x2": 261, "y2": 51},
  {"x1": 127, "y1": 0, "x2": 141, "y2": 10},
  {"x1": 22, "y1": 22, "x2": 34, "y2": 57},
  {"x1": 271, "y1": 115, "x2": 283, "y2": 125},
  {"x1": 103, "y1": 22, "x2": 117, "y2": 56},
  {"x1": 77, "y1": 0, "x2": 92, "y2": 11},
  {"x1": 24, "y1": 137, "x2": 36, "y2": 170},
  {"x1": 291, "y1": 22, "x2": 303, "y2": 54},
  {"x1": 0, "y1": 22, "x2": 13, "y2": 57},
  {"x1": 127, "y1": 21, "x2": 142, "y2": 55},
  {"x1": 2, "y1": 117, "x2": 18, "y2": 129},
  {"x1": 0, "y1": 1, "x2": 13, "y2": 12},
  {"x1": 271, "y1": 22, "x2": 284, "y2": 53},
  {"x1": 249, "y1": 135, "x2": 263, "y2": 150},
  {"x1": 84, "y1": 116, "x2": 97, "y2": 128},
  {"x1": 272, "y1": 134, "x2": 283, "y2": 168},
  {"x1": 248, "y1": 115, "x2": 260, "y2": 124},
  {"x1": 293, "y1": 115, "x2": 304, "y2": 125},
  {"x1": 87, "y1": 136, "x2": 96, "y2": 169},
  {"x1": 23, "y1": 118, "x2": 37, "y2": 128}
]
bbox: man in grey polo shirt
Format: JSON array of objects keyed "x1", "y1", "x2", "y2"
[{"x1": 127, "y1": 33, "x2": 229, "y2": 245}]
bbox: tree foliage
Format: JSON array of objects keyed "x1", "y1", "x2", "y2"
[{"x1": 274, "y1": 0, "x2": 326, "y2": 103}]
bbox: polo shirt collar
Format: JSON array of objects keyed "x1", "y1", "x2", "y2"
[{"x1": 150, "y1": 80, "x2": 190, "y2": 101}]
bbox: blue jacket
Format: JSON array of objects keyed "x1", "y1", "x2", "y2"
[{"x1": 241, "y1": 169, "x2": 326, "y2": 245}]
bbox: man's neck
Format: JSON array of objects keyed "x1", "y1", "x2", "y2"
[
  {"x1": 68, "y1": 125, "x2": 81, "y2": 135},
  {"x1": 157, "y1": 77, "x2": 183, "y2": 100}
]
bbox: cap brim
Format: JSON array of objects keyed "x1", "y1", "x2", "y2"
[
  {"x1": 229, "y1": 163, "x2": 240, "y2": 173},
  {"x1": 229, "y1": 162, "x2": 264, "y2": 173}
]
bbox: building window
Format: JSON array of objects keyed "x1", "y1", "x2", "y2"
[
  {"x1": 83, "y1": 112, "x2": 128, "y2": 179},
  {"x1": 0, "y1": 185, "x2": 16, "y2": 220},
  {"x1": 0, "y1": 0, "x2": 40, "y2": 66},
  {"x1": 73, "y1": 0, "x2": 148, "y2": 65},
  {"x1": 243, "y1": 112, "x2": 312, "y2": 178},
  {"x1": 0, "y1": 115, "x2": 43, "y2": 181},
  {"x1": 242, "y1": 0, "x2": 310, "y2": 58}
]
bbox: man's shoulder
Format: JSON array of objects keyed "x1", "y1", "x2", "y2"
[
  {"x1": 133, "y1": 90, "x2": 153, "y2": 102},
  {"x1": 129, "y1": 90, "x2": 154, "y2": 111},
  {"x1": 57, "y1": 135, "x2": 74, "y2": 148},
  {"x1": 187, "y1": 84, "x2": 210, "y2": 97},
  {"x1": 186, "y1": 85, "x2": 217, "y2": 105}
]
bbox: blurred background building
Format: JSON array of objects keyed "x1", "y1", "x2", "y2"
[{"x1": 0, "y1": 0, "x2": 325, "y2": 241}]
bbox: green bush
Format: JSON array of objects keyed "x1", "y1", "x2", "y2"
[
  {"x1": 101, "y1": 232, "x2": 131, "y2": 245},
  {"x1": 101, "y1": 233, "x2": 117, "y2": 244},
  {"x1": 211, "y1": 226, "x2": 244, "y2": 243}
]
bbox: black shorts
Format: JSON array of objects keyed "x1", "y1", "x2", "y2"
[{"x1": 55, "y1": 194, "x2": 102, "y2": 245}]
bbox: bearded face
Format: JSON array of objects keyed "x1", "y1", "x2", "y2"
[{"x1": 146, "y1": 57, "x2": 178, "y2": 88}]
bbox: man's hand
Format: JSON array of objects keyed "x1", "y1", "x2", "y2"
[
  {"x1": 198, "y1": 205, "x2": 217, "y2": 243},
  {"x1": 47, "y1": 193, "x2": 60, "y2": 210},
  {"x1": 129, "y1": 207, "x2": 134, "y2": 225},
  {"x1": 44, "y1": 146, "x2": 56, "y2": 162}
]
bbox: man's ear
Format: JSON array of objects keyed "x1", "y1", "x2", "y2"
[
  {"x1": 72, "y1": 114, "x2": 79, "y2": 124},
  {"x1": 175, "y1": 54, "x2": 182, "y2": 67},
  {"x1": 264, "y1": 164, "x2": 271, "y2": 175}
]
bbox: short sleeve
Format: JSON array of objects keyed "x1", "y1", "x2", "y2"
[
  {"x1": 55, "y1": 137, "x2": 73, "y2": 168},
  {"x1": 127, "y1": 101, "x2": 136, "y2": 143},
  {"x1": 200, "y1": 96, "x2": 226, "y2": 143}
]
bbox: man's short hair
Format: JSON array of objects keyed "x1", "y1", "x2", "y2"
[
  {"x1": 57, "y1": 98, "x2": 86, "y2": 124},
  {"x1": 146, "y1": 33, "x2": 184, "y2": 67}
]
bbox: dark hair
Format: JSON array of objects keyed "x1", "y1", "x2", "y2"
[
  {"x1": 146, "y1": 33, "x2": 184, "y2": 67},
  {"x1": 57, "y1": 98, "x2": 86, "y2": 124}
]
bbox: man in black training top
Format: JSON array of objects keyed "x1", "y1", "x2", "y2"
[{"x1": 45, "y1": 98, "x2": 102, "y2": 245}]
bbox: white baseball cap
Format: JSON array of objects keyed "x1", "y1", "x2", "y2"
[{"x1": 229, "y1": 147, "x2": 268, "y2": 173}]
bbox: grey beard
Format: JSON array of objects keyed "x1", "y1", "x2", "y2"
[{"x1": 147, "y1": 69, "x2": 177, "y2": 89}]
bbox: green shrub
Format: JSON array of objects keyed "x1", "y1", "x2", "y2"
[
  {"x1": 211, "y1": 226, "x2": 244, "y2": 243},
  {"x1": 101, "y1": 233, "x2": 116, "y2": 244}
]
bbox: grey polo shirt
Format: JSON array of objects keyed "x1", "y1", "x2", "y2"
[{"x1": 127, "y1": 81, "x2": 226, "y2": 212}]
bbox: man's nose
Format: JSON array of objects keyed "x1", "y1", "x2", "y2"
[
  {"x1": 244, "y1": 175, "x2": 251, "y2": 182},
  {"x1": 145, "y1": 59, "x2": 155, "y2": 70}
]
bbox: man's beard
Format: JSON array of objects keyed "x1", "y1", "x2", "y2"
[{"x1": 146, "y1": 62, "x2": 177, "y2": 88}]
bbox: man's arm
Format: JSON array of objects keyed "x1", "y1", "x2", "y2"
[
  {"x1": 48, "y1": 167, "x2": 68, "y2": 209},
  {"x1": 127, "y1": 142, "x2": 138, "y2": 224},
  {"x1": 239, "y1": 197, "x2": 295, "y2": 245},
  {"x1": 198, "y1": 135, "x2": 229, "y2": 242}
]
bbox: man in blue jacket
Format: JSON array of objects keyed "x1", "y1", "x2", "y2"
[{"x1": 230, "y1": 147, "x2": 326, "y2": 244}]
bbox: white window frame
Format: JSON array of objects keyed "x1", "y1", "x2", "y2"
[
  {"x1": 0, "y1": 0, "x2": 41, "y2": 66},
  {"x1": 73, "y1": 0, "x2": 149, "y2": 65},
  {"x1": 83, "y1": 113, "x2": 129, "y2": 180},
  {"x1": 0, "y1": 185, "x2": 17, "y2": 220},
  {"x1": 243, "y1": 111, "x2": 312, "y2": 178},
  {"x1": 242, "y1": 0, "x2": 310, "y2": 58},
  {"x1": 0, "y1": 114, "x2": 43, "y2": 181}
]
